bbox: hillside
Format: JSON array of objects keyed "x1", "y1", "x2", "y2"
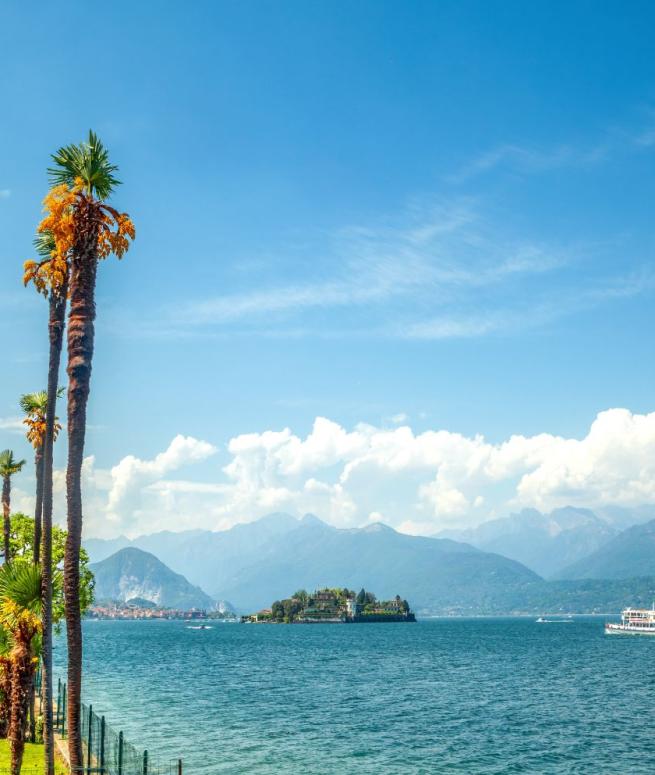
[
  {"x1": 557, "y1": 519, "x2": 655, "y2": 580},
  {"x1": 438, "y1": 507, "x2": 618, "y2": 578},
  {"x1": 90, "y1": 547, "x2": 216, "y2": 610}
]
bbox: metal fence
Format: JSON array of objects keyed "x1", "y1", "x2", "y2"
[{"x1": 55, "y1": 681, "x2": 183, "y2": 775}]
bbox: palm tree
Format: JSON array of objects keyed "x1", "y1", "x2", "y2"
[
  {"x1": 47, "y1": 130, "x2": 134, "y2": 769},
  {"x1": 18, "y1": 387, "x2": 63, "y2": 753},
  {"x1": 0, "y1": 563, "x2": 43, "y2": 775},
  {"x1": 24, "y1": 230, "x2": 68, "y2": 775},
  {"x1": 0, "y1": 453, "x2": 26, "y2": 564},
  {"x1": 19, "y1": 392, "x2": 47, "y2": 564}
]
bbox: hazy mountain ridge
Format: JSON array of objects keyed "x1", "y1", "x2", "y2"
[
  {"x1": 438, "y1": 507, "x2": 620, "y2": 577},
  {"x1": 90, "y1": 547, "x2": 216, "y2": 610},
  {"x1": 556, "y1": 518, "x2": 655, "y2": 580}
]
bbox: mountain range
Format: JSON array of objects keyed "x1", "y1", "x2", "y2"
[
  {"x1": 437, "y1": 507, "x2": 621, "y2": 578},
  {"x1": 86, "y1": 514, "x2": 542, "y2": 613},
  {"x1": 84, "y1": 510, "x2": 655, "y2": 615}
]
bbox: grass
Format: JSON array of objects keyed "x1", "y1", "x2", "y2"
[{"x1": 0, "y1": 739, "x2": 68, "y2": 773}]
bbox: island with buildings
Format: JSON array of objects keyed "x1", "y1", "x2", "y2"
[{"x1": 241, "y1": 587, "x2": 416, "y2": 623}]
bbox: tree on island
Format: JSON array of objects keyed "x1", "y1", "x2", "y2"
[
  {"x1": 45, "y1": 130, "x2": 134, "y2": 769},
  {"x1": 292, "y1": 589, "x2": 309, "y2": 607},
  {"x1": 356, "y1": 589, "x2": 377, "y2": 608}
]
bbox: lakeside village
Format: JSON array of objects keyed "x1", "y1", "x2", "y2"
[
  {"x1": 242, "y1": 587, "x2": 416, "y2": 623},
  {"x1": 88, "y1": 599, "x2": 237, "y2": 621}
]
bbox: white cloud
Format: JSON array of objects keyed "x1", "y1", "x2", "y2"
[
  {"x1": 0, "y1": 417, "x2": 24, "y2": 433},
  {"x1": 65, "y1": 409, "x2": 655, "y2": 538}
]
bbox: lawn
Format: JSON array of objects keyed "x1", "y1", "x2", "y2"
[{"x1": 0, "y1": 740, "x2": 68, "y2": 773}]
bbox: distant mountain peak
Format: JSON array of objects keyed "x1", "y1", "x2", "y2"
[
  {"x1": 360, "y1": 522, "x2": 395, "y2": 534},
  {"x1": 90, "y1": 547, "x2": 215, "y2": 610},
  {"x1": 300, "y1": 513, "x2": 326, "y2": 527}
]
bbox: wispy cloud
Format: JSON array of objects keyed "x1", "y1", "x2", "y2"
[
  {"x1": 0, "y1": 417, "x2": 24, "y2": 433},
  {"x1": 447, "y1": 142, "x2": 610, "y2": 184},
  {"x1": 402, "y1": 268, "x2": 655, "y2": 340},
  {"x1": 168, "y1": 198, "x2": 564, "y2": 333},
  {"x1": 448, "y1": 109, "x2": 655, "y2": 184}
]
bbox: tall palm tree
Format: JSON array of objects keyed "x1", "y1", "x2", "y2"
[
  {"x1": 19, "y1": 392, "x2": 47, "y2": 564},
  {"x1": 47, "y1": 130, "x2": 134, "y2": 769},
  {"x1": 24, "y1": 230, "x2": 68, "y2": 775},
  {"x1": 0, "y1": 453, "x2": 26, "y2": 564},
  {"x1": 0, "y1": 562, "x2": 43, "y2": 775}
]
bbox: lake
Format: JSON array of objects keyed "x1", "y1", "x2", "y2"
[{"x1": 54, "y1": 617, "x2": 654, "y2": 774}]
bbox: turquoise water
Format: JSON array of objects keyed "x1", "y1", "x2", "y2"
[{"x1": 55, "y1": 618, "x2": 654, "y2": 774}]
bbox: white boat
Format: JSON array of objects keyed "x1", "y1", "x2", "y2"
[
  {"x1": 605, "y1": 606, "x2": 655, "y2": 636},
  {"x1": 536, "y1": 616, "x2": 573, "y2": 623}
]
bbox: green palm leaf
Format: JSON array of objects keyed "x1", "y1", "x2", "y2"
[
  {"x1": 0, "y1": 562, "x2": 42, "y2": 617},
  {"x1": 48, "y1": 129, "x2": 121, "y2": 200},
  {"x1": 33, "y1": 231, "x2": 56, "y2": 260},
  {"x1": 19, "y1": 391, "x2": 48, "y2": 416},
  {"x1": 0, "y1": 451, "x2": 26, "y2": 478}
]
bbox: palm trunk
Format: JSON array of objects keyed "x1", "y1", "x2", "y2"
[
  {"x1": 9, "y1": 634, "x2": 35, "y2": 775},
  {"x1": 65, "y1": 205, "x2": 98, "y2": 772},
  {"x1": 0, "y1": 657, "x2": 11, "y2": 738},
  {"x1": 33, "y1": 448, "x2": 44, "y2": 564},
  {"x1": 2, "y1": 478, "x2": 10, "y2": 564},
  {"x1": 42, "y1": 283, "x2": 67, "y2": 775}
]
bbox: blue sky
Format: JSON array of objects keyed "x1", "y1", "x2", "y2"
[{"x1": 1, "y1": 2, "x2": 655, "y2": 536}]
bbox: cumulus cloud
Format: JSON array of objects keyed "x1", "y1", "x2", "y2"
[{"x1": 61, "y1": 408, "x2": 655, "y2": 538}]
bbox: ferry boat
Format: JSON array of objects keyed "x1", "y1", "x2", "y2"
[{"x1": 605, "y1": 606, "x2": 655, "y2": 636}]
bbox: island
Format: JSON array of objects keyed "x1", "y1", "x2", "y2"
[{"x1": 241, "y1": 587, "x2": 416, "y2": 623}]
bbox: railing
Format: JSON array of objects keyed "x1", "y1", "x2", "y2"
[{"x1": 55, "y1": 681, "x2": 182, "y2": 775}]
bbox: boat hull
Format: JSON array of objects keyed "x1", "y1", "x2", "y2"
[{"x1": 605, "y1": 625, "x2": 655, "y2": 636}]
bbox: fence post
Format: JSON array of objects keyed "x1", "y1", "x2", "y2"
[
  {"x1": 177, "y1": 759, "x2": 182, "y2": 775},
  {"x1": 143, "y1": 749, "x2": 148, "y2": 775},
  {"x1": 61, "y1": 684, "x2": 67, "y2": 737},
  {"x1": 56, "y1": 679, "x2": 61, "y2": 730},
  {"x1": 87, "y1": 704, "x2": 93, "y2": 775},
  {"x1": 118, "y1": 731, "x2": 124, "y2": 775},
  {"x1": 100, "y1": 716, "x2": 106, "y2": 774}
]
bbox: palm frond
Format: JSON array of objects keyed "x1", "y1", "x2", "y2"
[
  {"x1": 0, "y1": 450, "x2": 26, "y2": 477},
  {"x1": 48, "y1": 129, "x2": 121, "y2": 200},
  {"x1": 19, "y1": 391, "x2": 48, "y2": 415},
  {"x1": 0, "y1": 562, "x2": 42, "y2": 617},
  {"x1": 33, "y1": 231, "x2": 56, "y2": 260}
]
